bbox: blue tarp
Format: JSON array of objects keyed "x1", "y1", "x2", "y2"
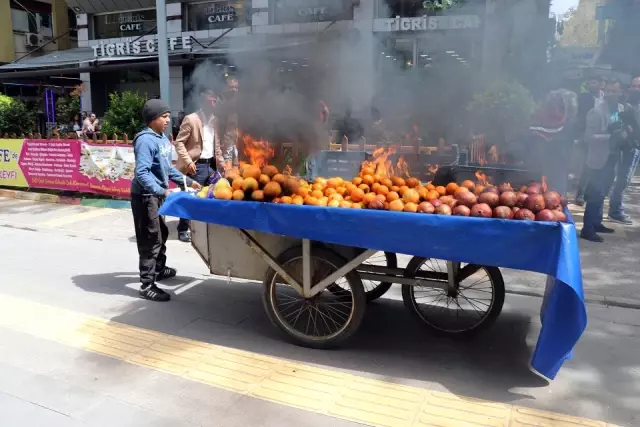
[{"x1": 160, "y1": 192, "x2": 587, "y2": 380}]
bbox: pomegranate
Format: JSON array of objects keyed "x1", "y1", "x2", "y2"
[
  {"x1": 453, "y1": 205, "x2": 471, "y2": 216},
  {"x1": 519, "y1": 185, "x2": 528, "y2": 193},
  {"x1": 440, "y1": 195, "x2": 457, "y2": 208},
  {"x1": 455, "y1": 191, "x2": 477, "y2": 207},
  {"x1": 461, "y1": 180, "x2": 476, "y2": 192},
  {"x1": 543, "y1": 191, "x2": 561, "y2": 210},
  {"x1": 516, "y1": 192, "x2": 529, "y2": 208},
  {"x1": 418, "y1": 202, "x2": 435, "y2": 214},
  {"x1": 536, "y1": 209, "x2": 556, "y2": 222},
  {"x1": 559, "y1": 195, "x2": 568, "y2": 208},
  {"x1": 470, "y1": 203, "x2": 493, "y2": 218},
  {"x1": 554, "y1": 210, "x2": 567, "y2": 222},
  {"x1": 368, "y1": 198, "x2": 385, "y2": 210},
  {"x1": 498, "y1": 183, "x2": 513, "y2": 193},
  {"x1": 430, "y1": 199, "x2": 443, "y2": 209},
  {"x1": 493, "y1": 206, "x2": 514, "y2": 219},
  {"x1": 474, "y1": 185, "x2": 485, "y2": 196},
  {"x1": 514, "y1": 208, "x2": 535, "y2": 221},
  {"x1": 512, "y1": 206, "x2": 520, "y2": 215},
  {"x1": 478, "y1": 192, "x2": 500, "y2": 208},
  {"x1": 436, "y1": 204, "x2": 452, "y2": 216},
  {"x1": 499, "y1": 191, "x2": 517, "y2": 208},
  {"x1": 525, "y1": 194, "x2": 545, "y2": 213},
  {"x1": 526, "y1": 183, "x2": 542, "y2": 195},
  {"x1": 482, "y1": 186, "x2": 499, "y2": 194}
]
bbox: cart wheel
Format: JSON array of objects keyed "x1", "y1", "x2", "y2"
[
  {"x1": 263, "y1": 246, "x2": 366, "y2": 349},
  {"x1": 360, "y1": 251, "x2": 397, "y2": 302},
  {"x1": 402, "y1": 257, "x2": 505, "y2": 337}
]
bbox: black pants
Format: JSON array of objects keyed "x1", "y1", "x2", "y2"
[
  {"x1": 177, "y1": 160, "x2": 216, "y2": 233},
  {"x1": 576, "y1": 143, "x2": 590, "y2": 198},
  {"x1": 583, "y1": 155, "x2": 617, "y2": 234},
  {"x1": 132, "y1": 194, "x2": 168, "y2": 286}
]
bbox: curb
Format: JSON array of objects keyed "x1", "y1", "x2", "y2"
[
  {"x1": 506, "y1": 284, "x2": 640, "y2": 310},
  {"x1": 0, "y1": 189, "x2": 130, "y2": 210}
]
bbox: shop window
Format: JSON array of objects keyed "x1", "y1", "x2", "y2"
[
  {"x1": 93, "y1": 9, "x2": 157, "y2": 40},
  {"x1": 377, "y1": 0, "x2": 465, "y2": 18},
  {"x1": 185, "y1": 1, "x2": 246, "y2": 31}
]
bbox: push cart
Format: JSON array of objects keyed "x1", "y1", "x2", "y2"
[{"x1": 161, "y1": 193, "x2": 586, "y2": 380}]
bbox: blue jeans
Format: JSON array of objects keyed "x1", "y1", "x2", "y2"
[
  {"x1": 609, "y1": 148, "x2": 640, "y2": 217},
  {"x1": 583, "y1": 155, "x2": 617, "y2": 234},
  {"x1": 177, "y1": 161, "x2": 215, "y2": 233}
]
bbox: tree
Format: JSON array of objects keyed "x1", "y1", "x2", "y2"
[
  {"x1": 0, "y1": 94, "x2": 35, "y2": 135},
  {"x1": 55, "y1": 85, "x2": 83, "y2": 125},
  {"x1": 100, "y1": 91, "x2": 148, "y2": 139},
  {"x1": 558, "y1": 0, "x2": 600, "y2": 47}
]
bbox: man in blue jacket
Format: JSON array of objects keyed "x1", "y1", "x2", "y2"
[{"x1": 131, "y1": 99, "x2": 201, "y2": 301}]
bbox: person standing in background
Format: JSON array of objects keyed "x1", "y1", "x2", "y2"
[
  {"x1": 82, "y1": 112, "x2": 99, "y2": 139},
  {"x1": 131, "y1": 99, "x2": 200, "y2": 301},
  {"x1": 173, "y1": 85, "x2": 234, "y2": 243},
  {"x1": 608, "y1": 76, "x2": 640, "y2": 224},
  {"x1": 581, "y1": 80, "x2": 627, "y2": 242},
  {"x1": 575, "y1": 77, "x2": 605, "y2": 205},
  {"x1": 172, "y1": 111, "x2": 185, "y2": 140}
]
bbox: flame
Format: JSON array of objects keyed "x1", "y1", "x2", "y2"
[
  {"x1": 475, "y1": 171, "x2": 488, "y2": 186},
  {"x1": 428, "y1": 164, "x2": 439, "y2": 175},
  {"x1": 284, "y1": 165, "x2": 293, "y2": 176},
  {"x1": 541, "y1": 176, "x2": 548, "y2": 192},
  {"x1": 241, "y1": 133, "x2": 275, "y2": 168},
  {"x1": 361, "y1": 146, "x2": 397, "y2": 177},
  {"x1": 396, "y1": 157, "x2": 411, "y2": 177},
  {"x1": 488, "y1": 145, "x2": 499, "y2": 164}
]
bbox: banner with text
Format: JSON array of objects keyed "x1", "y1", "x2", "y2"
[{"x1": 0, "y1": 139, "x2": 134, "y2": 198}]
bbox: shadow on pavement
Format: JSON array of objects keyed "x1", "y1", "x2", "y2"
[{"x1": 71, "y1": 271, "x2": 547, "y2": 406}]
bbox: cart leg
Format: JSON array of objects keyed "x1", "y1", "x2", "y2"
[
  {"x1": 446, "y1": 261, "x2": 460, "y2": 298},
  {"x1": 308, "y1": 249, "x2": 377, "y2": 297},
  {"x1": 302, "y1": 239, "x2": 312, "y2": 298}
]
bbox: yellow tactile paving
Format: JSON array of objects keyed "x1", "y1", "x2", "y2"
[
  {"x1": 37, "y1": 207, "x2": 116, "y2": 227},
  {"x1": 0, "y1": 294, "x2": 618, "y2": 427}
]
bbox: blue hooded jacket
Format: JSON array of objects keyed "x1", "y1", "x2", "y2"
[{"x1": 131, "y1": 128, "x2": 193, "y2": 196}]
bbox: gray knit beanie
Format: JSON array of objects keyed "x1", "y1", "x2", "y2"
[{"x1": 142, "y1": 99, "x2": 171, "y2": 124}]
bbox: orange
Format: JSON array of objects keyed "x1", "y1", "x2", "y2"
[
  {"x1": 339, "y1": 201, "x2": 352, "y2": 208},
  {"x1": 336, "y1": 186, "x2": 347, "y2": 196},
  {"x1": 417, "y1": 187, "x2": 428, "y2": 200},
  {"x1": 352, "y1": 177, "x2": 363, "y2": 186},
  {"x1": 389, "y1": 199, "x2": 404, "y2": 212},
  {"x1": 399, "y1": 185, "x2": 409, "y2": 196},
  {"x1": 311, "y1": 190, "x2": 324, "y2": 199},
  {"x1": 406, "y1": 177, "x2": 420, "y2": 188},
  {"x1": 232, "y1": 177, "x2": 244, "y2": 191},
  {"x1": 324, "y1": 187, "x2": 337, "y2": 196},
  {"x1": 425, "y1": 182, "x2": 436, "y2": 191},
  {"x1": 361, "y1": 167, "x2": 375, "y2": 177},
  {"x1": 214, "y1": 187, "x2": 233, "y2": 200},
  {"x1": 373, "y1": 174, "x2": 383, "y2": 183},
  {"x1": 280, "y1": 196, "x2": 292, "y2": 204},
  {"x1": 329, "y1": 193, "x2": 343, "y2": 202},
  {"x1": 297, "y1": 187, "x2": 310, "y2": 198},
  {"x1": 390, "y1": 185, "x2": 400, "y2": 193},
  {"x1": 363, "y1": 192, "x2": 377, "y2": 206},
  {"x1": 386, "y1": 191, "x2": 400, "y2": 202},
  {"x1": 292, "y1": 195, "x2": 304, "y2": 205},
  {"x1": 391, "y1": 176, "x2": 406, "y2": 187},
  {"x1": 351, "y1": 188, "x2": 365, "y2": 202},
  {"x1": 232, "y1": 189, "x2": 245, "y2": 201},
  {"x1": 403, "y1": 188, "x2": 420, "y2": 204},
  {"x1": 317, "y1": 197, "x2": 328, "y2": 206},
  {"x1": 426, "y1": 190, "x2": 440, "y2": 201},
  {"x1": 362, "y1": 174, "x2": 375, "y2": 186},
  {"x1": 358, "y1": 184, "x2": 370, "y2": 193},
  {"x1": 328, "y1": 200, "x2": 340, "y2": 208},
  {"x1": 312, "y1": 183, "x2": 324, "y2": 192},
  {"x1": 404, "y1": 202, "x2": 418, "y2": 213},
  {"x1": 381, "y1": 178, "x2": 393, "y2": 188},
  {"x1": 376, "y1": 185, "x2": 390, "y2": 196},
  {"x1": 446, "y1": 182, "x2": 459, "y2": 195},
  {"x1": 435, "y1": 186, "x2": 447, "y2": 196}
]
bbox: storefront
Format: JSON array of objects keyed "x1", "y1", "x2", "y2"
[
  {"x1": 184, "y1": 1, "x2": 247, "y2": 31},
  {"x1": 270, "y1": 0, "x2": 354, "y2": 24},
  {"x1": 93, "y1": 9, "x2": 157, "y2": 40}
]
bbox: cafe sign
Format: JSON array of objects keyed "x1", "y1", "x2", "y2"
[
  {"x1": 377, "y1": 15, "x2": 481, "y2": 32},
  {"x1": 92, "y1": 37, "x2": 190, "y2": 58},
  {"x1": 94, "y1": 9, "x2": 157, "y2": 39},
  {"x1": 273, "y1": 0, "x2": 353, "y2": 24},
  {"x1": 186, "y1": 1, "x2": 245, "y2": 31}
]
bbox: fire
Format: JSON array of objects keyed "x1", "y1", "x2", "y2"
[
  {"x1": 241, "y1": 133, "x2": 274, "y2": 168},
  {"x1": 488, "y1": 145, "x2": 499, "y2": 164},
  {"x1": 541, "y1": 176, "x2": 548, "y2": 192},
  {"x1": 361, "y1": 146, "x2": 397, "y2": 177},
  {"x1": 396, "y1": 157, "x2": 410, "y2": 178},
  {"x1": 475, "y1": 171, "x2": 489, "y2": 186}
]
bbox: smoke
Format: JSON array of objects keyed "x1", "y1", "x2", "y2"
[{"x1": 183, "y1": 0, "x2": 562, "y2": 156}]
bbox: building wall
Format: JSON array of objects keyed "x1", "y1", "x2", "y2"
[{"x1": 0, "y1": 1, "x2": 16, "y2": 63}]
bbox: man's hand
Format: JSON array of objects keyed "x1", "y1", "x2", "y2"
[
  {"x1": 187, "y1": 162, "x2": 197, "y2": 175},
  {"x1": 191, "y1": 181, "x2": 201, "y2": 191}
]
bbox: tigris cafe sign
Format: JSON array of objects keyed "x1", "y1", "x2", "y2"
[
  {"x1": 91, "y1": 37, "x2": 191, "y2": 58},
  {"x1": 384, "y1": 14, "x2": 481, "y2": 31}
]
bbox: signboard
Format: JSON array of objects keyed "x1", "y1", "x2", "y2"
[
  {"x1": 375, "y1": 15, "x2": 481, "y2": 32},
  {"x1": 94, "y1": 10, "x2": 156, "y2": 40},
  {"x1": 91, "y1": 37, "x2": 190, "y2": 58},
  {"x1": 0, "y1": 139, "x2": 136, "y2": 197},
  {"x1": 186, "y1": 1, "x2": 245, "y2": 31},
  {"x1": 272, "y1": 0, "x2": 353, "y2": 24}
]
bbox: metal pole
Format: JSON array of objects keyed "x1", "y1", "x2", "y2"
[{"x1": 156, "y1": 0, "x2": 171, "y2": 128}]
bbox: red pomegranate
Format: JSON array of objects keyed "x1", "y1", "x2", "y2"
[
  {"x1": 493, "y1": 206, "x2": 514, "y2": 219},
  {"x1": 436, "y1": 204, "x2": 452, "y2": 216},
  {"x1": 519, "y1": 185, "x2": 528, "y2": 193},
  {"x1": 516, "y1": 192, "x2": 529, "y2": 208},
  {"x1": 418, "y1": 202, "x2": 435, "y2": 214},
  {"x1": 514, "y1": 208, "x2": 535, "y2": 221},
  {"x1": 536, "y1": 209, "x2": 556, "y2": 222},
  {"x1": 498, "y1": 183, "x2": 513, "y2": 193},
  {"x1": 478, "y1": 192, "x2": 500, "y2": 208},
  {"x1": 440, "y1": 195, "x2": 458, "y2": 208},
  {"x1": 543, "y1": 191, "x2": 561, "y2": 210},
  {"x1": 554, "y1": 210, "x2": 567, "y2": 222},
  {"x1": 455, "y1": 191, "x2": 477, "y2": 207},
  {"x1": 526, "y1": 183, "x2": 542, "y2": 195},
  {"x1": 470, "y1": 203, "x2": 493, "y2": 218},
  {"x1": 524, "y1": 194, "x2": 545, "y2": 213},
  {"x1": 482, "y1": 186, "x2": 499, "y2": 194},
  {"x1": 512, "y1": 207, "x2": 521, "y2": 215},
  {"x1": 559, "y1": 195, "x2": 568, "y2": 208},
  {"x1": 499, "y1": 191, "x2": 517, "y2": 208},
  {"x1": 430, "y1": 199, "x2": 443, "y2": 209},
  {"x1": 453, "y1": 205, "x2": 471, "y2": 216}
]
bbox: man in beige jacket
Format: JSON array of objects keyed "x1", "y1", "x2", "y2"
[{"x1": 173, "y1": 86, "x2": 237, "y2": 242}]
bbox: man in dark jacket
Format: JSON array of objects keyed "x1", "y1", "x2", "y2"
[{"x1": 131, "y1": 99, "x2": 201, "y2": 301}]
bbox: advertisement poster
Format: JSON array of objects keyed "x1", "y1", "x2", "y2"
[{"x1": 0, "y1": 139, "x2": 135, "y2": 198}]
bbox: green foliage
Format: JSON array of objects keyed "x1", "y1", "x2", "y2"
[
  {"x1": 467, "y1": 80, "x2": 536, "y2": 144},
  {"x1": 56, "y1": 95, "x2": 81, "y2": 125},
  {"x1": 100, "y1": 91, "x2": 148, "y2": 138},
  {"x1": 0, "y1": 94, "x2": 35, "y2": 135},
  {"x1": 423, "y1": 0, "x2": 465, "y2": 12}
]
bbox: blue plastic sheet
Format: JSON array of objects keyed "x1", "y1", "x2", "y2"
[{"x1": 160, "y1": 193, "x2": 587, "y2": 380}]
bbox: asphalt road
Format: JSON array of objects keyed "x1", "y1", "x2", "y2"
[{"x1": 0, "y1": 196, "x2": 638, "y2": 426}]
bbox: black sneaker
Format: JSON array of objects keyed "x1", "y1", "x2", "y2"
[
  {"x1": 178, "y1": 231, "x2": 191, "y2": 243},
  {"x1": 595, "y1": 224, "x2": 615, "y2": 234},
  {"x1": 140, "y1": 284, "x2": 171, "y2": 302},
  {"x1": 156, "y1": 267, "x2": 177, "y2": 281},
  {"x1": 580, "y1": 231, "x2": 604, "y2": 242}
]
